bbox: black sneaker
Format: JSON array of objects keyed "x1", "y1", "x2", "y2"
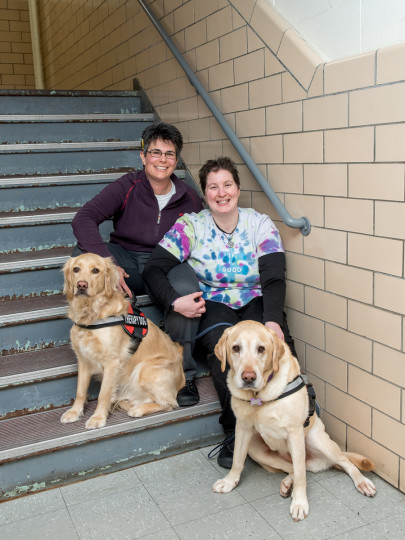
[
  {"x1": 217, "y1": 436, "x2": 235, "y2": 468},
  {"x1": 176, "y1": 380, "x2": 199, "y2": 406}
]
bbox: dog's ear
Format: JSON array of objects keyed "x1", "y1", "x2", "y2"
[
  {"x1": 62, "y1": 258, "x2": 75, "y2": 301},
  {"x1": 214, "y1": 328, "x2": 231, "y2": 372},
  {"x1": 271, "y1": 332, "x2": 285, "y2": 373},
  {"x1": 104, "y1": 257, "x2": 120, "y2": 297}
]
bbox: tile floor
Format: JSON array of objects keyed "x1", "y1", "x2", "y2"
[{"x1": 0, "y1": 444, "x2": 404, "y2": 539}]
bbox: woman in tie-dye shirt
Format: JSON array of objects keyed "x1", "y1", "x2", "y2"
[{"x1": 143, "y1": 157, "x2": 298, "y2": 467}]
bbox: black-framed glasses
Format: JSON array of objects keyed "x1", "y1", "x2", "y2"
[{"x1": 145, "y1": 149, "x2": 177, "y2": 160}]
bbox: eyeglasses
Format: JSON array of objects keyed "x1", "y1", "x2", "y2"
[{"x1": 145, "y1": 149, "x2": 177, "y2": 160}]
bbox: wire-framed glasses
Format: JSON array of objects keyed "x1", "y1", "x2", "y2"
[{"x1": 145, "y1": 149, "x2": 177, "y2": 160}]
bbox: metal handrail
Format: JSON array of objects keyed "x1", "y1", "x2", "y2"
[{"x1": 138, "y1": 0, "x2": 311, "y2": 235}]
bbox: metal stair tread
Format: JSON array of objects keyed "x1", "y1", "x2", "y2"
[
  {"x1": 0, "y1": 247, "x2": 72, "y2": 271},
  {"x1": 0, "y1": 140, "x2": 142, "y2": 153},
  {"x1": 0, "y1": 345, "x2": 77, "y2": 385},
  {"x1": 0, "y1": 113, "x2": 155, "y2": 122},
  {"x1": 0, "y1": 376, "x2": 220, "y2": 462},
  {"x1": 0, "y1": 208, "x2": 77, "y2": 227}
]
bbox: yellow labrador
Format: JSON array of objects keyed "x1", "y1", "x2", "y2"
[
  {"x1": 61, "y1": 253, "x2": 185, "y2": 430},
  {"x1": 212, "y1": 321, "x2": 376, "y2": 521}
]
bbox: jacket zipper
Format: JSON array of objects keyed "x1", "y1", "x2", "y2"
[{"x1": 157, "y1": 210, "x2": 161, "y2": 224}]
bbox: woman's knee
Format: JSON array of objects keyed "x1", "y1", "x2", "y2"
[{"x1": 167, "y1": 263, "x2": 200, "y2": 296}]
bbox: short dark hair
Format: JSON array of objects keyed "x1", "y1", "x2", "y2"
[
  {"x1": 141, "y1": 122, "x2": 183, "y2": 156},
  {"x1": 198, "y1": 156, "x2": 240, "y2": 194}
]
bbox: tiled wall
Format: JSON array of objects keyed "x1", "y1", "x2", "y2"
[
  {"x1": 38, "y1": 0, "x2": 405, "y2": 492},
  {"x1": 0, "y1": 0, "x2": 34, "y2": 89}
]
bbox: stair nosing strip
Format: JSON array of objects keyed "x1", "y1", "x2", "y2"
[
  {"x1": 0, "y1": 255, "x2": 69, "y2": 272},
  {"x1": 0, "y1": 401, "x2": 221, "y2": 462},
  {"x1": 0, "y1": 212, "x2": 77, "y2": 226},
  {"x1": 0, "y1": 364, "x2": 77, "y2": 387},
  {"x1": 0, "y1": 141, "x2": 141, "y2": 153},
  {"x1": 0, "y1": 114, "x2": 155, "y2": 122}
]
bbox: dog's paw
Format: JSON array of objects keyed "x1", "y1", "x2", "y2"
[
  {"x1": 60, "y1": 409, "x2": 82, "y2": 424},
  {"x1": 356, "y1": 476, "x2": 376, "y2": 497},
  {"x1": 280, "y1": 475, "x2": 293, "y2": 498},
  {"x1": 290, "y1": 498, "x2": 309, "y2": 522},
  {"x1": 128, "y1": 405, "x2": 145, "y2": 418},
  {"x1": 85, "y1": 414, "x2": 107, "y2": 430},
  {"x1": 213, "y1": 477, "x2": 238, "y2": 493}
]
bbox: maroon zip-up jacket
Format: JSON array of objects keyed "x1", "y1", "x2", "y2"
[{"x1": 71, "y1": 169, "x2": 203, "y2": 258}]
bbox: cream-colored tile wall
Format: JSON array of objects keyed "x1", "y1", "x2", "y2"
[
  {"x1": 37, "y1": 0, "x2": 405, "y2": 491},
  {"x1": 0, "y1": 0, "x2": 34, "y2": 89}
]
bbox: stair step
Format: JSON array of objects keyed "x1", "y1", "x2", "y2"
[
  {"x1": 0, "y1": 113, "x2": 154, "y2": 122},
  {"x1": 0, "y1": 140, "x2": 141, "y2": 153},
  {"x1": 0, "y1": 377, "x2": 222, "y2": 500}
]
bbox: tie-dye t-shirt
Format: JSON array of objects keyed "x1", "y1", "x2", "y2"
[{"x1": 159, "y1": 208, "x2": 284, "y2": 309}]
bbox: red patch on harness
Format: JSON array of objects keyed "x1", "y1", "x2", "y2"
[{"x1": 122, "y1": 303, "x2": 148, "y2": 340}]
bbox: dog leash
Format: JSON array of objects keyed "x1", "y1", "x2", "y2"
[
  {"x1": 207, "y1": 433, "x2": 235, "y2": 459},
  {"x1": 175, "y1": 322, "x2": 233, "y2": 343}
]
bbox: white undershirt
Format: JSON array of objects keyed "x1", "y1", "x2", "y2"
[{"x1": 155, "y1": 181, "x2": 176, "y2": 210}]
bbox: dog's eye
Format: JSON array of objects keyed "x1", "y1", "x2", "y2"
[
  {"x1": 232, "y1": 345, "x2": 240, "y2": 353},
  {"x1": 73, "y1": 267, "x2": 80, "y2": 273},
  {"x1": 258, "y1": 346, "x2": 265, "y2": 354},
  {"x1": 91, "y1": 268, "x2": 100, "y2": 274}
]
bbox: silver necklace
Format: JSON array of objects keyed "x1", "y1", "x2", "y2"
[{"x1": 213, "y1": 218, "x2": 238, "y2": 248}]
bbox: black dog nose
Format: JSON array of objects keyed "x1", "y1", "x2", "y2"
[
  {"x1": 242, "y1": 371, "x2": 256, "y2": 383},
  {"x1": 77, "y1": 281, "x2": 88, "y2": 291}
]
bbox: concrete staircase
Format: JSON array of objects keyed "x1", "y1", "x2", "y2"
[{"x1": 0, "y1": 90, "x2": 221, "y2": 501}]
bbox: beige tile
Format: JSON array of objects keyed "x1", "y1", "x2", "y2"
[
  {"x1": 238, "y1": 164, "x2": 269, "y2": 192},
  {"x1": 349, "y1": 164, "x2": 405, "y2": 201},
  {"x1": 305, "y1": 287, "x2": 347, "y2": 328},
  {"x1": 324, "y1": 127, "x2": 374, "y2": 163},
  {"x1": 278, "y1": 222, "x2": 304, "y2": 254},
  {"x1": 304, "y1": 227, "x2": 347, "y2": 263},
  {"x1": 374, "y1": 342, "x2": 405, "y2": 388},
  {"x1": 206, "y1": 6, "x2": 233, "y2": 41},
  {"x1": 306, "y1": 345, "x2": 347, "y2": 391},
  {"x1": 377, "y1": 41, "x2": 405, "y2": 84},
  {"x1": 247, "y1": 27, "x2": 263, "y2": 53},
  {"x1": 278, "y1": 29, "x2": 322, "y2": 90},
  {"x1": 234, "y1": 49, "x2": 264, "y2": 84},
  {"x1": 325, "y1": 197, "x2": 373, "y2": 234},
  {"x1": 167, "y1": 76, "x2": 189, "y2": 102},
  {"x1": 251, "y1": 189, "x2": 282, "y2": 222},
  {"x1": 325, "y1": 261, "x2": 372, "y2": 304},
  {"x1": 348, "y1": 300, "x2": 402, "y2": 350},
  {"x1": 294, "y1": 339, "x2": 306, "y2": 370},
  {"x1": 250, "y1": 134, "x2": 283, "y2": 164},
  {"x1": 376, "y1": 201, "x2": 405, "y2": 240},
  {"x1": 238, "y1": 190, "x2": 252, "y2": 208},
  {"x1": 184, "y1": 19, "x2": 206, "y2": 51},
  {"x1": 326, "y1": 324, "x2": 372, "y2": 371},
  {"x1": 304, "y1": 93, "x2": 348, "y2": 131},
  {"x1": 286, "y1": 252, "x2": 324, "y2": 288},
  {"x1": 373, "y1": 410, "x2": 405, "y2": 458},
  {"x1": 220, "y1": 27, "x2": 247, "y2": 62},
  {"x1": 403, "y1": 389, "x2": 405, "y2": 424},
  {"x1": 250, "y1": 0, "x2": 289, "y2": 54},
  {"x1": 208, "y1": 59, "x2": 234, "y2": 91},
  {"x1": 350, "y1": 82, "x2": 405, "y2": 126},
  {"x1": 181, "y1": 142, "x2": 200, "y2": 164},
  {"x1": 321, "y1": 410, "x2": 347, "y2": 449},
  {"x1": 375, "y1": 273, "x2": 405, "y2": 316},
  {"x1": 284, "y1": 194, "x2": 324, "y2": 227},
  {"x1": 266, "y1": 101, "x2": 302, "y2": 134},
  {"x1": 220, "y1": 83, "x2": 248, "y2": 114},
  {"x1": 164, "y1": 0, "x2": 183, "y2": 14},
  {"x1": 286, "y1": 308, "x2": 325, "y2": 350},
  {"x1": 222, "y1": 139, "x2": 245, "y2": 164},
  {"x1": 250, "y1": 74, "x2": 282, "y2": 108},
  {"x1": 308, "y1": 63, "x2": 324, "y2": 98},
  {"x1": 284, "y1": 131, "x2": 323, "y2": 163},
  {"x1": 187, "y1": 117, "x2": 211, "y2": 142},
  {"x1": 304, "y1": 164, "x2": 347, "y2": 197},
  {"x1": 324, "y1": 52, "x2": 375, "y2": 94},
  {"x1": 348, "y1": 427, "x2": 399, "y2": 487},
  {"x1": 268, "y1": 164, "x2": 303, "y2": 194},
  {"x1": 232, "y1": 5, "x2": 246, "y2": 29},
  {"x1": 199, "y1": 140, "x2": 223, "y2": 163},
  {"x1": 285, "y1": 280, "x2": 304, "y2": 311},
  {"x1": 376, "y1": 124, "x2": 405, "y2": 162},
  {"x1": 265, "y1": 48, "x2": 285, "y2": 76},
  {"x1": 326, "y1": 384, "x2": 371, "y2": 436},
  {"x1": 349, "y1": 365, "x2": 401, "y2": 420},
  {"x1": 196, "y1": 0, "x2": 223, "y2": 21},
  {"x1": 173, "y1": 1, "x2": 195, "y2": 33},
  {"x1": 228, "y1": 0, "x2": 256, "y2": 22},
  {"x1": 235, "y1": 108, "x2": 266, "y2": 137},
  {"x1": 348, "y1": 233, "x2": 403, "y2": 276},
  {"x1": 281, "y1": 71, "x2": 308, "y2": 103},
  {"x1": 195, "y1": 40, "x2": 219, "y2": 70}
]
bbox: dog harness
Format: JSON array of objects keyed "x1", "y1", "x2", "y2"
[
  {"x1": 239, "y1": 374, "x2": 316, "y2": 427},
  {"x1": 74, "y1": 301, "x2": 148, "y2": 353}
]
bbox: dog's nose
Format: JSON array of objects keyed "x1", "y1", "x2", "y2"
[
  {"x1": 77, "y1": 281, "x2": 88, "y2": 291},
  {"x1": 242, "y1": 370, "x2": 256, "y2": 383}
]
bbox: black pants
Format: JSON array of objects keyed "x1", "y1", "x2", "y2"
[{"x1": 197, "y1": 297, "x2": 297, "y2": 435}]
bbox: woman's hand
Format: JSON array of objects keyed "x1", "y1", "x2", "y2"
[
  {"x1": 116, "y1": 266, "x2": 132, "y2": 298},
  {"x1": 265, "y1": 321, "x2": 284, "y2": 341},
  {"x1": 172, "y1": 292, "x2": 206, "y2": 318}
]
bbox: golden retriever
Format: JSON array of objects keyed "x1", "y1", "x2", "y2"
[
  {"x1": 61, "y1": 253, "x2": 185, "y2": 430},
  {"x1": 212, "y1": 321, "x2": 376, "y2": 521}
]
